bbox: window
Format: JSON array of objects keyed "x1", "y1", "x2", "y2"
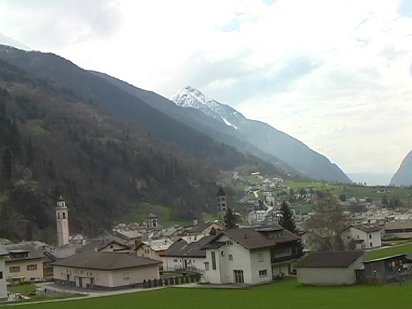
[
  {"x1": 369, "y1": 234, "x2": 372, "y2": 239},
  {"x1": 221, "y1": 251, "x2": 224, "y2": 257},
  {"x1": 258, "y1": 253, "x2": 264, "y2": 262},
  {"x1": 228, "y1": 254, "x2": 233, "y2": 261},
  {"x1": 226, "y1": 240, "x2": 233, "y2": 246},
  {"x1": 259, "y1": 270, "x2": 267, "y2": 277},
  {"x1": 27, "y1": 264, "x2": 37, "y2": 271},
  {"x1": 211, "y1": 251, "x2": 217, "y2": 270},
  {"x1": 0, "y1": 271, "x2": 2, "y2": 279},
  {"x1": 173, "y1": 259, "x2": 178, "y2": 262},
  {"x1": 205, "y1": 262, "x2": 210, "y2": 271},
  {"x1": 370, "y1": 242, "x2": 372, "y2": 247},
  {"x1": 9, "y1": 266, "x2": 20, "y2": 273}
]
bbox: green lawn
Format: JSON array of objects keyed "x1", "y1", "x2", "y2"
[
  {"x1": 367, "y1": 242, "x2": 412, "y2": 260},
  {"x1": 117, "y1": 202, "x2": 188, "y2": 227},
  {"x1": 7, "y1": 279, "x2": 412, "y2": 309}
]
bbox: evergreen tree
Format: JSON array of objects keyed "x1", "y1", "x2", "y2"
[
  {"x1": 224, "y1": 207, "x2": 238, "y2": 230},
  {"x1": 279, "y1": 200, "x2": 298, "y2": 234}
]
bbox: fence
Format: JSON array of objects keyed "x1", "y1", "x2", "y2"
[{"x1": 142, "y1": 274, "x2": 201, "y2": 288}]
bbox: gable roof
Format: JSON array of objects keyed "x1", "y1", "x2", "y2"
[
  {"x1": 343, "y1": 225, "x2": 382, "y2": 233},
  {"x1": 295, "y1": 251, "x2": 365, "y2": 268},
  {"x1": 53, "y1": 251, "x2": 161, "y2": 270},
  {"x1": 4, "y1": 243, "x2": 45, "y2": 261},
  {"x1": 0, "y1": 245, "x2": 8, "y2": 257},
  {"x1": 165, "y1": 235, "x2": 216, "y2": 258},
  {"x1": 221, "y1": 225, "x2": 300, "y2": 250},
  {"x1": 217, "y1": 187, "x2": 226, "y2": 197}
]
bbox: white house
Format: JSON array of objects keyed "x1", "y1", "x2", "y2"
[
  {"x1": 136, "y1": 238, "x2": 174, "y2": 267},
  {"x1": 296, "y1": 250, "x2": 365, "y2": 285},
  {"x1": 201, "y1": 225, "x2": 302, "y2": 285},
  {"x1": 0, "y1": 246, "x2": 8, "y2": 301},
  {"x1": 341, "y1": 225, "x2": 382, "y2": 249},
  {"x1": 4, "y1": 243, "x2": 46, "y2": 283},
  {"x1": 163, "y1": 236, "x2": 215, "y2": 272},
  {"x1": 53, "y1": 251, "x2": 161, "y2": 289}
]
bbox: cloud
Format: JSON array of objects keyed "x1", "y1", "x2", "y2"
[
  {"x1": 0, "y1": 0, "x2": 121, "y2": 49},
  {"x1": 0, "y1": 0, "x2": 411, "y2": 174}
]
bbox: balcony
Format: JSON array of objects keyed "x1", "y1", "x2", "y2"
[{"x1": 271, "y1": 253, "x2": 302, "y2": 264}]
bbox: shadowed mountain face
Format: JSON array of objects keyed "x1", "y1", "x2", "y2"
[
  {"x1": 171, "y1": 86, "x2": 351, "y2": 183},
  {"x1": 0, "y1": 58, "x2": 223, "y2": 242},
  {"x1": 0, "y1": 45, "x2": 273, "y2": 172},
  {"x1": 391, "y1": 150, "x2": 412, "y2": 186}
]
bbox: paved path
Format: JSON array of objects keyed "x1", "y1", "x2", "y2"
[{"x1": 2, "y1": 283, "x2": 166, "y2": 307}]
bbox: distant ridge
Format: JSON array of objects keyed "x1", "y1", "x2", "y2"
[
  {"x1": 391, "y1": 150, "x2": 412, "y2": 186},
  {"x1": 171, "y1": 86, "x2": 352, "y2": 183}
]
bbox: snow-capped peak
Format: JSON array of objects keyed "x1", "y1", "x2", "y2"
[{"x1": 170, "y1": 86, "x2": 244, "y2": 131}]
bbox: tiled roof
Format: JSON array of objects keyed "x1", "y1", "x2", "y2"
[
  {"x1": 4, "y1": 243, "x2": 45, "y2": 261},
  {"x1": 385, "y1": 221, "x2": 412, "y2": 230},
  {"x1": 165, "y1": 235, "x2": 216, "y2": 258},
  {"x1": 0, "y1": 245, "x2": 8, "y2": 257},
  {"x1": 223, "y1": 225, "x2": 300, "y2": 250},
  {"x1": 53, "y1": 251, "x2": 161, "y2": 270},
  {"x1": 295, "y1": 251, "x2": 365, "y2": 268}
]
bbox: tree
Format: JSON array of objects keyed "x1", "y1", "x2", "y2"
[
  {"x1": 224, "y1": 207, "x2": 238, "y2": 230},
  {"x1": 279, "y1": 200, "x2": 304, "y2": 254},
  {"x1": 279, "y1": 200, "x2": 299, "y2": 234},
  {"x1": 304, "y1": 193, "x2": 349, "y2": 251}
]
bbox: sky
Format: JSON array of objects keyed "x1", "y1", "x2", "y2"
[{"x1": 0, "y1": 0, "x2": 412, "y2": 177}]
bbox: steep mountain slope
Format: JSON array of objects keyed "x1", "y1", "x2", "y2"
[
  {"x1": 92, "y1": 71, "x2": 297, "y2": 177},
  {"x1": 0, "y1": 45, "x2": 264, "y2": 171},
  {"x1": 171, "y1": 86, "x2": 351, "y2": 183},
  {"x1": 0, "y1": 59, "x2": 221, "y2": 243},
  {"x1": 391, "y1": 150, "x2": 412, "y2": 186}
]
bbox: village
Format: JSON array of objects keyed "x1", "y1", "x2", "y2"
[{"x1": 1, "y1": 173, "x2": 412, "y2": 304}]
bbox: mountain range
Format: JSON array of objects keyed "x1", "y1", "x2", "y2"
[
  {"x1": 170, "y1": 86, "x2": 351, "y2": 183},
  {"x1": 0, "y1": 42, "x2": 357, "y2": 243},
  {"x1": 391, "y1": 150, "x2": 412, "y2": 186}
]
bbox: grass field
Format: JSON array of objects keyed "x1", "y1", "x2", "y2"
[
  {"x1": 117, "y1": 202, "x2": 188, "y2": 226},
  {"x1": 368, "y1": 242, "x2": 412, "y2": 260},
  {"x1": 7, "y1": 279, "x2": 412, "y2": 309}
]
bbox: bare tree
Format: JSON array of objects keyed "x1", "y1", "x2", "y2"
[{"x1": 304, "y1": 193, "x2": 349, "y2": 251}]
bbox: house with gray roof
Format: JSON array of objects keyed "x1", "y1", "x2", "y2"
[
  {"x1": 295, "y1": 250, "x2": 365, "y2": 285},
  {"x1": 163, "y1": 235, "x2": 216, "y2": 272},
  {"x1": 53, "y1": 251, "x2": 161, "y2": 289},
  {"x1": 201, "y1": 224, "x2": 302, "y2": 284},
  {"x1": 0, "y1": 246, "x2": 8, "y2": 301},
  {"x1": 341, "y1": 225, "x2": 382, "y2": 249},
  {"x1": 4, "y1": 243, "x2": 46, "y2": 283}
]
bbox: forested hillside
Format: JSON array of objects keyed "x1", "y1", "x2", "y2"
[{"x1": 0, "y1": 60, "x2": 221, "y2": 243}]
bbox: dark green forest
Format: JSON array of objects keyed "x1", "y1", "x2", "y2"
[{"x1": 0, "y1": 60, "x2": 221, "y2": 243}]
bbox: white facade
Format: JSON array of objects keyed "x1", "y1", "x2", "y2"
[
  {"x1": 6, "y1": 258, "x2": 44, "y2": 283},
  {"x1": 341, "y1": 227, "x2": 381, "y2": 249},
  {"x1": 0, "y1": 256, "x2": 7, "y2": 301},
  {"x1": 164, "y1": 256, "x2": 206, "y2": 272},
  {"x1": 53, "y1": 264, "x2": 159, "y2": 288},
  {"x1": 56, "y1": 198, "x2": 70, "y2": 247},
  {"x1": 202, "y1": 235, "x2": 272, "y2": 285},
  {"x1": 297, "y1": 257, "x2": 364, "y2": 285}
]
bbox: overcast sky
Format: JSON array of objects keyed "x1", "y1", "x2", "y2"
[{"x1": 1, "y1": 0, "x2": 412, "y2": 175}]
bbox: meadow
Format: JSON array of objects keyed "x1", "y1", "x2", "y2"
[{"x1": 6, "y1": 279, "x2": 412, "y2": 309}]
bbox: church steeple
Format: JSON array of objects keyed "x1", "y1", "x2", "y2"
[
  {"x1": 56, "y1": 196, "x2": 70, "y2": 247},
  {"x1": 217, "y1": 187, "x2": 227, "y2": 220}
]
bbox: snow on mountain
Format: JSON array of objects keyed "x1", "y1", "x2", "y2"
[
  {"x1": 170, "y1": 86, "x2": 244, "y2": 130},
  {"x1": 0, "y1": 33, "x2": 30, "y2": 51}
]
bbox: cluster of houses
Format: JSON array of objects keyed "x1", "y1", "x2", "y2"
[{"x1": 2, "y1": 187, "x2": 412, "y2": 301}]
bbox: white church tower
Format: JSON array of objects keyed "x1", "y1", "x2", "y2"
[{"x1": 56, "y1": 196, "x2": 70, "y2": 247}]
